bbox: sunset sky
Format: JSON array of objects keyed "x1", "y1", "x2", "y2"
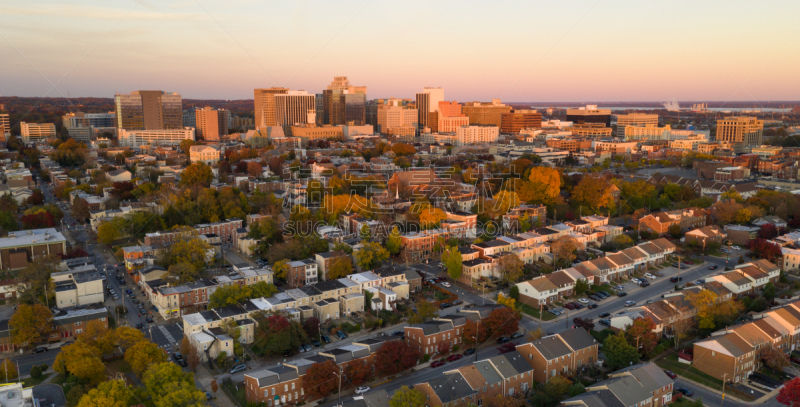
[{"x1": 2, "y1": 0, "x2": 799, "y2": 102}]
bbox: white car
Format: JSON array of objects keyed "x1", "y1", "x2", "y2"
[
  {"x1": 441, "y1": 282, "x2": 451, "y2": 288},
  {"x1": 577, "y1": 298, "x2": 589, "y2": 304},
  {"x1": 644, "y1": 273, "x2": 656, "y2": 280},
  {"x1": 355, "y1": 386, "x2": 370, "y2": 395},
  {"x1": 624, "y1": 301, "x2": 636, "y2": 307}
]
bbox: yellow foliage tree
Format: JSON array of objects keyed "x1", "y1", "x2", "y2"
[
  {"x1": 418, "y1": 207, "x2": 447, "y2": 230},
  {"x1": 497, "y1": 293, "x2": 516, "y2": 309},
  {"x1": 273, "y1": 259, "x2": 290, "y2": 280},
  {"x1": 77, "y1": 379, "x2": 134, "y2": 407},
  {"x1": 527, "y1": 167, "x2": 561, "y2": 205},
  {"x1": 9, "y1": 303, "x2": 52, "y2": 348},
  {"x1": 492, "y1": 190, "x2": 520, "y2": 216},
  {"x1": 53, "y1": 341, "x2": 105, "y2": 384},
  {"x1": 115, "y1": 326, "x2": 146, "y2": 350},
  {"x1": 686, "y1": 289, "x2": 718, "y2": 329},
  {"x1": 78, "y1": 320, "x2": 116, "y2": 355},
  {"x1": 125, "y1": 340, "x2": 167, "y2": 377}
]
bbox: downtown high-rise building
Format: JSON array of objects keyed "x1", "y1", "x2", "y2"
[
  {"x1": 195, "y1": 107, "x2": 230, "y2": 141},
  {"x1": 415, "y1": 87, "x2": 444, "y2": 130},
  {"x1": 461, "y1": 99, "x2": 512, "y2": 127},
  {"x1": 716, "y1": 116, "x2": 764, "y2": 147},
  {"x1": 322, "y1": 76, "x2": 367, "y2": 125},
  {"x1": 275, "y1": 91, "x2": 316, "y2": 127},
  {"x1": 0, "y1": 114, "x2": 10, "y2": 142},
  {"x1": 114, "y1": 91, "x2": 182, "y2": 130},
  {"x1": 254, "y1": 87, "x2": 289, "y2": 127}
]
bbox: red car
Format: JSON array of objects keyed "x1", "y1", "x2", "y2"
[
  {"x1": 663, "y1": 370, "x2": 677, "y2": 379},
  {"x1": 447, "y1": 354, "x2": 463, "y2": 362},
  {"x1": 497, "y1": 343, "x2": 516, "y2": 354},
  {"x1": 430, "y1": 361, "x2": 446, "y2": 368},
  {"x1": 564, "y1": 303, "x2": 576, "y2": 310}
]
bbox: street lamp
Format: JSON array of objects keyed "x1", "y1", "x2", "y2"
[{"x1": 331, "y1": 365, "x2": 343, "y2": 407}]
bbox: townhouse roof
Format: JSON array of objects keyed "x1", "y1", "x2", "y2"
[
  {"x1": 423, "y1": 372, "x2": 477, "y2": 404},
  {"x1": 751, "y1": 259, "x2": 780, "y2": 274},
  {"x1": 562, "y1": 390, "x2": 625, "y2": 407},
  {"x1": 738, "y1": 265, "x2": 769, "y2": 281},
  {"x1": 352, "y1": 337, "x2": 389, "y2": 354},
  {"x1": 473, "y1": 239, "x2": 510, "y2": 249},
  {"x1": 436, "y1": 314, "x2": 468, "y2": 328},
  {"x1": 720, "y1": 270, "x2": 751, "y2": 287},
  {"x1": 214, "y1": 304, "x2": 248, "y2": 318},
  {"x1": 620, "y1": 247, "x2": 647, "y2": 261},
  {"x1": 529, "y1": 335, "x2": 572, "y2": 360},
  {"x1": 751, "y1": 318, "x2": 782, "y2": 340},
  {"x1": 613, "y1": 363, "x2": 673, "y2": 392},
  {"x1": 547, "y1": 270, "x2": 575, "y2": 288},
  {"x1": 339, "y1": 390, "x2": 390, "y2": 407},
  {"x1": 371, "y1": 266, "x2": 406, "y2": 278},
  {"x1": 244, "y1": 365, "x2": 299, "y2": 387},
  {"x1": 486, "y1": 351, "x2": 533, "y2": 378},
  {"x1": 697, "y1": 333, "x2": 750, "y2": 357},
  {"x1": 349, "y1": 272, "x2": 381, "y2": 285},
  {"x1": 605, "y1": 253, "x2": 633, "y2": 267},
  {"x1": 451, "y1": 364, "x2": 495, "y2": 390},
  {"x1": 408, "y1": 320, "x2": 454, "y2": 335},
  {"x1": 702, "y1": 281, "x2": 733, "y2": 298},
  {"x1": 732, "y1": 323, "x2": 773, "y2": 347},
  {"x1": 314, "y1": 279, "x2": 346, "y2": 293},
  {"x1": 558, "y1": 328, "x2": 596, "y2": 351},
  {"x1": 601, "y1": 375, "x2": 656, "y2": 407}
]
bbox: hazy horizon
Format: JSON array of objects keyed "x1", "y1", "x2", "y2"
[{"x1": 2, "y1": 0, "x2": 799, "y2": 104}]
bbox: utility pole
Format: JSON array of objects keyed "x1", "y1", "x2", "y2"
[
  {"x1": 538, "y1": 303, "x2": 543, "y2": 331},
  {"x1": 720, "y1": 373, "x2": 727, "y2": 407},
  {"x1": 474, "y1": 319, "x2": 480, "y2": 362},
  {"x1": 565, "y1": 308, "x2": 569, "y2": 330}
]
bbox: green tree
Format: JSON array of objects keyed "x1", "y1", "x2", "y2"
[
  {"x1": 386, "y1": 226, "x2": 403, "y2": 256},
  {"x1": 603, "y1": 331, "x2": 640, "y2": 370},
  {"x1": 389, "y1": 386, "x2": 427, "y2": 407},
  {"x1": 408, "y1": 300, "x2": 437, "y2": 324},
  {"x1": 441, "y1": 245, "x2": 463, "y2": 280},
  {"x1": 668, "y1": 224, "x2": 683, "y2": 239},
  {"x1": 509, "y1": 285, "x2": 520, "y2": 301},
  {"x1": 359, "y1": 224, "x2": 371, "y2": 241},
  {"x1": 574, "y1": 279, "x2": 590, "y2": 296},
  {"x1": 544, "y1": 375, "x2": 572, "y2": 400},
  {"x1": 763, "y1": 282, "x2": 776, "y2": 300}
]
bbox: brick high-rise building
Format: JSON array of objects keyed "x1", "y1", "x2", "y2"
[
  {"x1": 428, "y1": 101, "x2": 468, "y2": 133},
  {"x1": 616, "y1": 113, "x2": 658, "y2": 135},
  {"x1": 415, "y1": 87, "x2": 444, "y2": 130},
  {"x1": 114, "y1": 90, "x2": 182, "y2": 130},
  {"x1": 716, "y1": 116, "x2": 763, "y2": 147},
  {"x1": 566, "y1": 105, "x2": 611, "y2": 126},
  {"x1": 322, "y1": 76, "x2": 366, "y2": 125},
  {"x1": 194, "y1": 107, "x2": 229, "y2": 141},
  {"x1": 254, "y1": 87, "x2": 289, "y2": 127},
  {"x1": 275, "y1": 91, "x2": 316, "y2": 127},
  {"x1": 501, "y1": 109, "x2": 542, "y2": 133},
  {"x1": 461, "y1": 99, "x2": 512, "y2": 127},
  {"x1": 0, "y1": 114, "x2": 9, "y2": 142},
  {"x1": 377, "y1": 101, "x2": 418, "y2": 135}
]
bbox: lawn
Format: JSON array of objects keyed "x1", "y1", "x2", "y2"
[
  {"x1": 222, "y1": 381, "x2": 248, "y2": 407},
  {"x1": 22, "y1": 373, "x2": 52, "y2": 387},
  {"x1": 516, "y1": 303, "x2": 556, "y2": 321},
  {"x1": 434, "y1": 291, "x2": 449, "y2": 301},
  {"x1": 654, "y1": 354, "x2": 755, "y2": 401}
]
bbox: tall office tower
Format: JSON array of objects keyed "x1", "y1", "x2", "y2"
[
  {"x1": 195, "y1": 107, "x2": 230, "y2": 141},
  {"x1": 62, "y1": 112, "x2": 116, "y2": 129},
  {"x1": 254, "y1": 87, "x2": 289, "y2": 128},
  {"x1": 315, "y1": 94, "x2": 324, "y2": 125},
  {"x1": 500, "y1": 110, "x2": 542, "y2": 133},
  {"x1": 183, "y1": 109, "x2": 197, "y2": 128},
  {"x1": 323, "y1": 76, "x2": 367, "y2": 125},
  {"x1": 0, "y1": 114, "x2": 9, "y2": 142},
  {"x1": 114, "y1": 91, "x2": 182, "y2": 130},
  {"x1": 376, "y1": 100, "x2": 418, "y2": 137},
  {"x1": 461, "y1": 99, "x2": 512, "y2": 127},
  {"x1": 428, "y1": 101, "x2": 469, "y2": 133},
  {"x1": 566, "y1": 105, "x2": 612, "y2": 126},
  {"x1": 275, "y1": 91, "x2": 316, "y2": 127},
  {"x1": 716, "y1": 117, "x2": 764, "y2": 147},
  {"x1": 616, "y1": 113, "x2": 658, "y2": 135},
  {"x1": 20, "y1": 122, "x2": 56, "y2": 143},
  {"x1": 415, "y1": 87, "x2": 444, "y2": 130}
]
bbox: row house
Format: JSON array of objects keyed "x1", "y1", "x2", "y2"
[
  {"x1": 684, "y1": 225, "x2": 727, "y2": 247},
  {"x1": 562, "y1": 363, "x2": 675, "y2": 407},
  {"x1": 147, "y1": 279, "x2": 217, "y2": 319},
  {"x1": 516, "y1": 270, "x2": 577, "y2": 308},
  {"x1": 194, "y1": 219, "x2": 243, "y2": 244},
  {"x1": 404, "y1": 305, "x2": 503, "y2": 355},
  {"x1": 693, "y1": 300, "x2": 800, "y2": 383},
  {"x1": 122, "y1": 245, "x2": 157, "y2": 278},
  {"x1": 314, "y1": 251, "x2": 348, "y2": 281},
  {"x1": 516, "y1": 328, "x2": 599, "y2": 384},
  {"x1": 287, "y1": 259, "x2": 318, "y2": 288},
  {"x1": 400, "y1": 229, "x2": 454, "y2": 262},
  {"x1": 707, "y1": 260, "x2": 780, "y2": 297},
  {"x1": 214, "y1": 267, "x2": 274, "y2": 287},
  {"x1": 502, "y1": 204, "x2": 548, "y2": 232},
  {"x1": 638, "y1": 207, "x2": 707, "y2": 236},
  {"x1": 444, "y1": 211, "x2": 478, "y2": 238},
  {"x1": 0, "y1": 306, "x2": 109, "y2": 354},
  {"x1": 568, "y1": 239, "x2": 676, "y2": 284}
]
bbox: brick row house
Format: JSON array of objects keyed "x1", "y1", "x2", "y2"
[
  {"x1": 516, "y1": 329, "x2": 599, "y2": 384},
  {"x1": 638, "y1": 207, "x2": 708, "y2": 236},
  {"x1": 561, "y1": 363, "x2": 674, "y2": 407},
  {"x1": 706, "y1": 260, "x2": 780, "y2": 298},
  {"x1": 404, "y1": 305, "x2": 504, "y2": 356},
  {"x1": 143, "y1": 219, "x2": 243, "y2": 246},
  {"x1": 693, "y1": 300, "x2": 800, "y2": 383},
  {"x1": 0, "y1": 307, "x2": 109, "y2": 355}
]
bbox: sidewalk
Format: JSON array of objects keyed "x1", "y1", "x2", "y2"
[{"x1": 196, "y1": 365, "x2": 237, "y2": 407}]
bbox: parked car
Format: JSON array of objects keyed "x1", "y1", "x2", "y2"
[
  {"x1": 497, "y1": 343, "x2": 517, "y2": 354},
  {"x1": 430, "y1": 361, "x2": 446, "y2": 368},
  {"x1": 302, "y1": 343, "x2": 312, "y2": 352},
  {"x1": 573, "y1": 303, "x2": 584, "y2": 310},
  {"x1": 587, "y1": 303, "x2": 599, "y2": 309},
  {"x1": 205, "y1": 392, "x2": 213, "y2": 401},
  {"x1": 452, "y1": 299, "x2": 464, "y2": 306},
  {"x1": 708, "y1": 265, "x2": 718, "y2": 270},
  {"x1": 176, "y1": 359, "x2": 188, "y2": 367},
  {"x1": 355, "y1": 386, "x2": 371, "y2": 395},
  {"x1": 631, "y1": 278, "x2": 642, "y2": 284},
  {"x1": 664, "y1": 370, "x2": 677, "y2": 379},
  {"x1": 439, "y1": 302, "x2": 452, "y2": 309},
  {"x1": 390, "y1": 331, "x2": 404, "y2": 338},
  {"x1": 596, "y1": 291, "x2": 610, "y2": 298},
  {"x1": 614, "y1": 285, "x2": 625, "y2": 291},
  {"x1": 32, "y1": 347, "x2": 48, "y2": 354},
  {"x1": 145, "y1": 316, "x2": 154, "y2": 323},
  {"x1": 625, "y1": 301, "x2": 636, "y2": 307},
  {"x1": 564, "y1": 303, "x2": 576, "y2": 310},
  {"x1": 230, "y1": 364, "x2": 247, "y2": 374},
  {"x1": 639, "y1": 281, "x2": 650, "y2": 287},
  {"x1": 675, "y1": 388, "x2": 693, "y2": 397},
  {"x1": 135, "y1": 323, "x2": 143, "y2": 329},
  {"x1": 599, "y1": 312, "x2": 610, "y2": 318},
  {"x1": 447, "y1": 354, "x2": 463, "y2": 361},
  {"x1": 497, "y1": 337, "x2": 510, "y2": 344},
  {"x1": 312, "y1": 341, "x2": 321, "y2": 348},
  {"x1": 588, "y1": 295, "x2": 601, "y2": 301},
  {"x1": 463, "y1": 348, "x2": 476, "y2": 356},
  {"x1": 669, "y1": 277, "x2": 682, "y2": 282},
  {"x1": 644, "y1": 273, "x2": 656, "y2": 280},
  {"x1": 321, "y1": 335, "x2": 331, "y2": 343},
  {"x1": 617, "y1": 292, "x2": 628, "y2": 297},
  {"x1": 441, "y1": 282, "x2": 451, "y2": 288},
  {"x1": 599, "y1": 319, "x2": 611, "y2": 326},
  {"x1": 510, "y1": 332, "x2": 524, "y2": 339},
  {"x1": 336, "y1": 331, "x2": 347, "y2": 339},
  {"x1": 577, "y1": 298, "x2": 589, "y2": 304}
]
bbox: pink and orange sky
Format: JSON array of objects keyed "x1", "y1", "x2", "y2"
[{"x1": 2, "y1": 0, "x2": 799, "y2": 102}]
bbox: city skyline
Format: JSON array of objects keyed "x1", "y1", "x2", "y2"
[{"x1": 2, "y1": 0, "x2": 800, "y2": 103}]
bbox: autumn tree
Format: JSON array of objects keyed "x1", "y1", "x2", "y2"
[
  {"x1": 527, "y1": 167, "x2": 561, "y2": 205},
  {"x1": 571, "y1": 175, "x2": 615, "y2": 210},
  {"x1": 305, "y1": 360, "x2": 339, "y2": 398},
  {"x1": 777, "y1": 376, "x2": 800, "y2": 407},
  {"x1": 761, "y1": 347, "x2": 790, "y2": 370},
  {"x1": 97, "y1": 219, "x2": 123, "y2": 245},
  {"x1": 9, "y1": 304, "x2": 52, "y2": 347},
  {"x1": 142, "y1": 362, "x2": 206, "y2": 407},
  {"x1": 389, "y1": 386, "x2": 427, "y2": 407},
  {"x1": 77, "y1": 320, "x2": 116, "y2": 355},
  {"x1": 272, "y1": 259, "x2": 290, "y2": 280},
  {"x1": 344, "y1": 361, "x2": 373, "y2": 386},
  {"x1": 748, "y1": 238, "x2": 782, "y2": 262},
  {"x1": 53, "y1": 341, "x2": 105, "y2": 385},
  {"x1": 164, "y1": 234, "x2": 212, "y2": 277},
  {"x1": 685, "y1": 289, "x2": 718, "y2": 329},
  {"x1": 0, "y1": 359, "x2": 17, "y2": 382},
  {"x1": 603, "y1": 331, "x2": 639, "y2": 370},
  {"x1": 386, "y1": 226, "x2": 403, "y2": 256},
  {"x1": 625, "y1": 317, "x2": 658, "y2": 356},
  {"x1": 375, "y1": 340, "x2": 421, "y2": 375},
  {"x1": 327, "y1": 256, "x2": 354, "y2": 280},
  {"x1": 551, "y1": 235, "x2": 579, "y2": 268},
  {"x1": 525, "y1": 328, "x2": 544, "y2": 342},
  {"x1": 441, "y1": 245, "x2": 463, "y2": 280},
  {"x1": 462, "y1": 319, "x2": 489, "y2": 345},
  {"x1": 418, "y1": 207, "x2": 447, "y2": 230},
  {"x1": 125, "y1": 340, "x2": 167, "y2": 376},
  {"x1": 408, "y1": 300, "x2": 437, "y2": 324},
  {"x1": 115, "y1": 326, "x2": 146, "y2": 350},
  {"x1": 572, "y1": 318, "x2": 594, "y2": 331},
  {"x1": 498, "y1": 253, "x2": 524, "y2": 284},
  {"x1": 670, "y1": 316, "x2": 695, "y2": 350},
  {"x1": 355, "y1": 242, "x2": 389, "y2": 270},
  {"x1": 668, "y1": 224, "x2": 683, "y2": 239},
  {"x1": 544, "y1": 375, "x2": 572, "y2": 400},
  {"x1": 484, "y1": 307, "x2": 520, "y2": 337},
  {"x1": 76, "y1": 379, "x2": 134, "y2": 407},
  {"x1": 72, "y1": 197, "x2": 90, "y2": 220},
  {"x1": 574, "y1": 278, "x2": 589, "y2": 296},
  {"x1": 180, "y1": 162, "x2": 214, "y2": 187},
  {"x1": 179, "y1": 336, "x2": 201, "y2": 371}
]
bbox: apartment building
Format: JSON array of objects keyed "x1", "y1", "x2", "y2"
[
  {"x1": 20, "y1": 122, "x2": 56, "y2": 143},
  {"x1": 404, "y1": 306, "x2": 502, "y2": 355},
  {"x1": 0, "y1": 228, "x2": 67, "y2": 270},
  {"x1": 502, "y1": 204, "x2": 547, "y2": 231},
  {"x1": 194, "y1": 107, "x2": 229, "y2": 140},
  {"x1": 706, "y1": 260, "x2": 780, "y2": 297},
  {"x1": 566, "y1": 105, "x2": 611, "y2": 126},
  {"x1": 115, "y1": 90, "x2": 183, "y2": 130},
  {"x1": 323, "y1": 77, "x2": 367, "y2": 126},
  {"x1": 684, "y1": 225, "x2": 727, "y2": 246},
  {"x1": 52, "y1": 265, "x2": 105, "y2": 308},
  {"x1": 254, "y1": 87, "x2": 289, "y2": 127},
  {"x1": 616, "y1": 113, "x2": 658, "y2": 135},
  {"x1": 400, "y1": 229, "x2": 454, "y2": 262},
  {"x1": 415, "y1": 87, "x2": 445, "y2": 130},
  {"x1": 455, "y1": 125, "x2": 500, "y2": 146},
  {"x1": 638, "y1": 208, "x2": 707, "y2": 235},
  {"x1": 275, "y1": 91, "x2": 316, "y2": 127},
  {"x1": 562, "y1": 363, "x2": 674, "y2": 407},
  {"x1": 516, "y1": 328, "x2": 599, "y2": 384},
  {"x1": 145, "y1": 278, "x2": 216, "y2": 319},
  {"x1": 118, "y1": 127, "x2": 195, "y2": 147},
  {"x1": 377, "y1": 103, "x2": 418, "y2": 135},
  {"x1": 516, "y1": 270, "x2": 582, "y2": 308}
]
